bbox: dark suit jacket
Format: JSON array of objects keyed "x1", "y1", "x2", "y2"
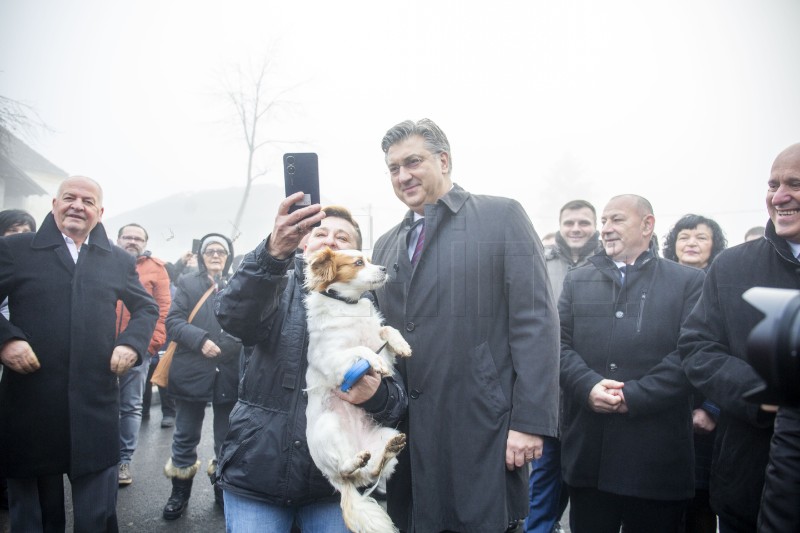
[{"x1": 0, "y1": 213, "x2": 157, "y2": 478}]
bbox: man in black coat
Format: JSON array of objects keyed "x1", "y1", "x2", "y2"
[
  {"x1": 0, "y1": 176, "x2": 158, "y2": 532},
  {"x1": 560, "y1": 194, "x2": 704, "y2": 533},
  {"x1": 680, "y1": 142, "x2": 800, "y2": 533}
]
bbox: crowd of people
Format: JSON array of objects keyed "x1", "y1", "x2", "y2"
[{"x1": 0, "y1": 122, "x2": 797, "y2": 533}]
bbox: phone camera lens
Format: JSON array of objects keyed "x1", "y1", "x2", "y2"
[
  {"x1": 287, "y1": 164, "x2": 296, "y2": 175},
  {"x1": 286, "y1": 155, "x2": 295, "y2": 165}
]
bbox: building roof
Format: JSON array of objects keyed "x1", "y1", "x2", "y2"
[{"x1": 0, "y1": 127, "x2": 66, "y2": 196}]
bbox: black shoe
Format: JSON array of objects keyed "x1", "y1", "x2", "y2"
[{"x1": 163, "y1": 478, "x2": 193, "y2": 520}]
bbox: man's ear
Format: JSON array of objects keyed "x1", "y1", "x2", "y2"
[
  {"x1": 439, "y1": 151, "x2": 451, "y2": 176},
  {"x1": 642, "y1": 214, "x2": 655, "y2": 236}
]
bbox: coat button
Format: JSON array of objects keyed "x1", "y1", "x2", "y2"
[
  {"x1": 293, "y1": 440, "x2": 303, "y2": 448},
  {"x1": 406, "y1": 322, "x2": 416, "y2": 332},
  {"x1": 615, "y1": 311, "x2": 624, "y2": 318},
  {"x1": 609, "y1": 363, "x2": 618, "y2": 372},
  {"x1": 410, "y1": 389, "x2": 421, "y2": 399}
]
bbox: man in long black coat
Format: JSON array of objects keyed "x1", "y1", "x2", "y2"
[
  {"x1": 0, "y1": 176, "x2": 158, "y2": 532},
  {"x1": 372, "y1": 119, "x2": 560, "y2": 533},
  {"x1": 560, "y1": 194, "x2": 704, "y2": 533}
]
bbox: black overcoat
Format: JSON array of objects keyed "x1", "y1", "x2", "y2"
[
  {"x1": 372, "y1": 184, "x2": 560, "y2": 533},
  {"x1": 0, "y1": 213, "x2": 158, "y2": 478},
  {"x1": 166, "y1": 234, "x2": 240, "y2": 404},
  {"x1": 679, "y1": 221, "x2": 800, "y2": 529},
  {"x1": 560, "y1": 251, "x2": 704, "y2": 500}
]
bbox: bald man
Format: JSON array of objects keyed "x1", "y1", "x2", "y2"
[
  {"x1": 680, "y1": 143, "x2": 800, "y2": 533},
  {"x1": 0, "y1": 176, "x2": 158, "y2": 532},
  {"x1": 560, "y1": 194, "x2": 704, "y2": 533}
]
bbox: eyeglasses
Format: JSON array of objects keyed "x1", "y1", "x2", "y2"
[
  {"x1": 387, "y1": 154, "x2": 431, "y2": 178},
  {"x1": 120, "y1": 235, "x2": 146, "y2": 243},
  {"x1": 203, "y1": 249, "x2": 228, "y2": 257}
]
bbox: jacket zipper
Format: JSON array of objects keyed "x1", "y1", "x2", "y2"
[{"x1": 636, "y1": 290, "x2": 647, "y2": 333}]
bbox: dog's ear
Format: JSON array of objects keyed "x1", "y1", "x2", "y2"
[{"x1": 305, "y1": 248, "x2": 338, "y2": 291}]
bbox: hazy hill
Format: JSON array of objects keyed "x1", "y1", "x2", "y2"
[{"x1": 103, "y1": 184, "x2": 295, "y2": 263}]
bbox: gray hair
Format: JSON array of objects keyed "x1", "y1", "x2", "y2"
[{"x1": 381, "y1": 118, "x2": 452, "y2": 175}]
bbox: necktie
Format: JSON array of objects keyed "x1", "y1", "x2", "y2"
[
  {"x1": 411, "y1": 220, "x2": 425, "y2": 266},
  {"x1": 619, "y1": 265, "x2": 627, "y2": 284}
]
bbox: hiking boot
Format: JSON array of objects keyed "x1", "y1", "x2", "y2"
[
  {"x1": 163, "y1": 477, "x2": 193, "y2": 520},
  {"x1": 118, "y1": 463, "x2": 133, "y2": 486}
]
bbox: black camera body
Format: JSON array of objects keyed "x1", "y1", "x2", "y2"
[{"x1": 744, "y1": 287, "x2": 800, "y2": 407}]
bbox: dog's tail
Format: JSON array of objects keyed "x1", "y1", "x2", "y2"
[{"x1": 338, "y1": 482, "x2": 398, "y2": 533}]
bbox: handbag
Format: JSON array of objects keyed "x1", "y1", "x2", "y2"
[{"x1": 150, "y1": 285, "x2": 216, "y2": 388}]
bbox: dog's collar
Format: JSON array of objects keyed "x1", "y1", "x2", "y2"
[{"x1": 321, "y1": 289, "x2": 360, "y2": 305}]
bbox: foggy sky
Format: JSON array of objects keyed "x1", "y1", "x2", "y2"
[{"x1": 2, "y1": 0, "x2": 799, "y2": 257}]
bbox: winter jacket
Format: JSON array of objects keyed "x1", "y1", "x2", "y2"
[
  {"x1": 0, "y1": 213, "x2": 158, "y2": 478},
  {"x1": 560, "y1": 250, "x2": 704, "y2": 500},
  {"x1": 545, "y1": 231, "x2": 601, "y2": 302},
  {"x1": 115, "y1": 252, "x2": 171, "y2": 355},
  {"x1": 758, "y1": 406, "x2": 800, "y2": 532},
  {"x1": 679, "y1": 221, "x2": 800, "y2": 530},
  {"x1": 214, "y1": 241, "x2": 407, "y2": 506},
  {"x1": 372, "y1": 184, "x2": 560, "y2": 533},
  {"x1": 166, "y1": 233, "x2": 240, "y2": 404}
]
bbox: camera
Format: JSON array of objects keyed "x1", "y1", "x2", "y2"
[{"x1": 744, "y1": 287, "x2": 800, "y2": 407}]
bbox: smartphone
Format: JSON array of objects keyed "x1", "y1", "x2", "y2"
[{"x1": 283, "y1": 153, "x2": 320, "y2": 214}]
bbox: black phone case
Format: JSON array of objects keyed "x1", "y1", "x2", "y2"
[{"x1": 283, "y1": 153, "x2": 320, "y2": 213}]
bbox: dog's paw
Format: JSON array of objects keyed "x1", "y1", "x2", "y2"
[
  {"x1": 341, "y1": 451, "x2": 372, "y2": 479},
  {"x1": 380, "y1": 326, "x2": 412, "y2": 358},
  {"x1": 385, "y1": 433, "x2": 407, "y2": 455},
  {"x1": 370, "y1": 359, "x2": 391, "y2": 376}
]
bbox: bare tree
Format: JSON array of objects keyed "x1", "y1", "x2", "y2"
[
  {"x1": 221, "y1": 57, "x2": 299, "y2": 241},
  {"x1": 0, "y1": 95, "x2": 49, "y2": 154}
]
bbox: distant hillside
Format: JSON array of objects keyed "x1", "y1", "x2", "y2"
[{"x1": 104, "y1": 184, "x2": 296, "y2": 262}]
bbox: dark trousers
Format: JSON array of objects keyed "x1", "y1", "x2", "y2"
[
  {"x1": 569, "y1": 486, "x2": 687, "y2": 533},
  {"x1": 7, "y1": 463, "x2": 119, "y2": 533}
]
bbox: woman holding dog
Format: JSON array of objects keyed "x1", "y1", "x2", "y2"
[
  {"x1": 161, "y1": 233, "x2": 241, "y2": 520},
  {"x1": 214, "y1": 198, "x2": 408, "y2": 532}
]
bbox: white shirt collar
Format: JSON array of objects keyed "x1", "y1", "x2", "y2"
[
  {"x1": 62, "y1": 233, "x2": 90, "y2": 264},
  {"x1": 788, "y1": 241, "x2": 800, "y2": 260}
]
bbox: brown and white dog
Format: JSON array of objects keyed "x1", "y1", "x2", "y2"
[{"x1": 304, "y1": 248, "x2": 411, "y2": 533}]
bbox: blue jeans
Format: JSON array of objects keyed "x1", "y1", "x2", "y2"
[
  {"x1": 224, "y1": 490, "x2": 348, "y2": 533},
  {"x1": 525, "y1": 436, "x2": 563, "y2": 533},
  {"x1": 119, "y1": 356, "x2": 150, "y2": 464}
]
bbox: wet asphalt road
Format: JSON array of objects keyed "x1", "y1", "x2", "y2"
[
  {"x1": 0, "y1": 393, "x2": 577, "y2": 532},
  {"x1": 0, "y1": 396, "x2": 226, "y2": 533}
]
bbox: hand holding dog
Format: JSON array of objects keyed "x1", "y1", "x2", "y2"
[
  {"x1": 268, "y1": 193, "x2": 326, "y2": 260},
  {"x1": 334, "y1": 367, "x2": 382, "y2": 404}
]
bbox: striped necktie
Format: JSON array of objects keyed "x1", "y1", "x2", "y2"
[{"x1": 411, "y1": 220, "x2": 425, "y2": 266}]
